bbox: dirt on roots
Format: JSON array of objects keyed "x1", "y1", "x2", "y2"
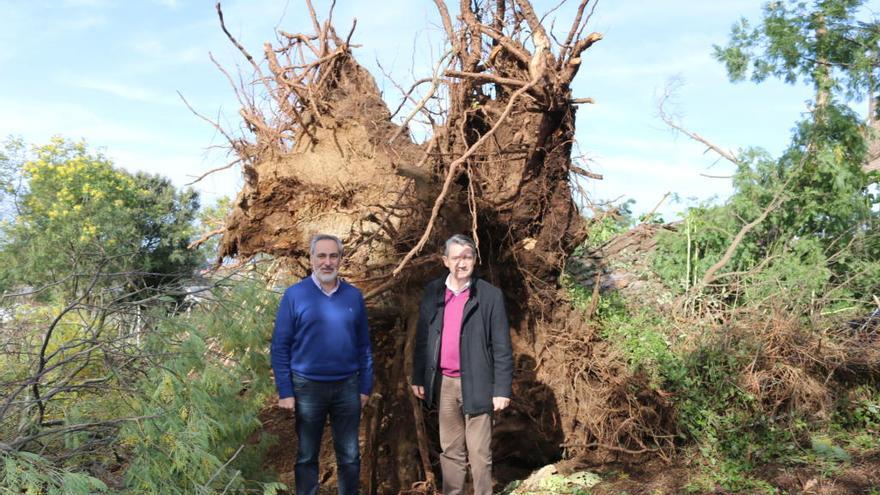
[{"x1": 209, "y1": 2, "x2": 880, "y2": 494}]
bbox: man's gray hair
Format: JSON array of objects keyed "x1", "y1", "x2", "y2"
[
  {"x1": 444, "y1": 234, "x2": 477, "y2": 256},
  {"x1": 309, "y1": 234, "x2": 344, "y2": 257}
]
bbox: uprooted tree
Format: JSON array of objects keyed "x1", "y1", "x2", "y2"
[{"x1": 205, "y1": 0, "x2": 677, "y2": 491}]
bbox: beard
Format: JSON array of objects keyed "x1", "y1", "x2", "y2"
[{"x1": 315, "y1": 269, "x2": 338, "y2": 283}]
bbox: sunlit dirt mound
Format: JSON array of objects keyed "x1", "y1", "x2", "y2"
[{"x1": 219, "y1": 55, "x2": 423, "y2": 268}]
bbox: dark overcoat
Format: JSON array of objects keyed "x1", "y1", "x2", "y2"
[{"x1": 411, "y1": 276, "x2": 513, "y2": 415}]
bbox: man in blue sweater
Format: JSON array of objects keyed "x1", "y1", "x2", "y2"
[{"x1": 271, "y1": 234, "x2": 373, "y2": 495}]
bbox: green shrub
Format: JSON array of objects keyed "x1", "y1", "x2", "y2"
[
  {"x1": 835, "y1": 385, "x2": 880, "y2": 432},
  {"x1": 0, "y1": 451, "x2": 107, "y2": 494},
  {"x1": 119, "y1": 279, "x2": 285, "y2": 494}
]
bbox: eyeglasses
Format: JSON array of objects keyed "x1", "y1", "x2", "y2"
[{"x1": 447, "y1": 255, "x2": 474, "y2": 262}]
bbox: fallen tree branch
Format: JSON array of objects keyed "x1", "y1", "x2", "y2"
[
  {"x1": 189, "y1": 227, "x2": 227, "y2": 249},
  {"x1": 201, "y1": 444, "x2": 245, "y2": 491},
  {"x1": 9, "y1": 415, "x2": 159, "y2": 451},
  {"x1": 641, "y1": 191, "x2": 670, "y2": 223},
  {"x1": 695, "y1": 154, "x2": 805, "y2": 289},
  {"x1": 32, "y1": 264, "x2": 105, "y2": 425},
  {"x1": 697, "y1": 200, "x2": 779, "y2": 288},
  {"x1": 658, "y1": 82, "x2": 738, "y2": 164}
]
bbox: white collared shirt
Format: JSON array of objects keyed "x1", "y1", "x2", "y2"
[
  {"x1": 311, "y1": 272, "x2": 340, "y2": 296},
  {"x1": 444, "y1": 274, "x2": 471, "y2": 296}
]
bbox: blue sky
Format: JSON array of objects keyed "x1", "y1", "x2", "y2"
[{"x1": 1, "y1": 0, "x2": 877, "y2": 219}]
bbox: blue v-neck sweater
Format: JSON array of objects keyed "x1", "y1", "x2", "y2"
[{"x1": 270, "y1": 278, "x2": 374, "y2": 399}]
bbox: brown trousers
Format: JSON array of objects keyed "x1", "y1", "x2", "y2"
[{"x1": 438, "y1": 376, "x2": 493, "y2": 495}]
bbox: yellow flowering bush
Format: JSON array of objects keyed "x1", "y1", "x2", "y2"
[{"x1": 2, "y1": 137, "x2": 201, "y2": 296}]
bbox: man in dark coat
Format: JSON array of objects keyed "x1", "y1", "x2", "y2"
[{"x1": 411, "y1": 234, "x2": 514, "y2": 495}]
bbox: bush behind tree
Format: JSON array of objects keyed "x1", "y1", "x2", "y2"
[
  {"x1": 0, "y1": 137, "x2": 202, "y2": 299},
  {"x1": 0, "y1": 138, "x2": 288, "y2": 493}
]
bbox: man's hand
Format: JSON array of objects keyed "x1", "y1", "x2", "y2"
[
  {"x1": 411, "y1": 385, "x2": 425, "y2": 400},
  {"x1": 360, "y1": 394, "x2": 369, "y2": 408},
  {"x1": 492, "y1": 396, "x2": 510, "y2": 412},
  {"x1": 278, "y1": 397, "x2": 295, "y2": 410}
]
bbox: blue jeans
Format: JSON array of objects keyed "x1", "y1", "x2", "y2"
[{"x1": 292, "y1": 373, "x2": 361, "y2": 495}]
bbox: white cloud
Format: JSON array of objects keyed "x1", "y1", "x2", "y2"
[
  {"x1": 65, "y1": 77, "x2": 179, "y2": 105},
  {"x1": 130, "y1": 39, "x2": 202, "y2": 64},
  {"x1": 62, "y1": 0, "x2": 111, "y2": 7},
  {"x1": 126, "y1": 38, "x2": 206, "y2": 74},
  {"x1": 63, "y1": 15, "x2": 107, "y2": 31},
  {"x1": 108, "y1": 147, "x2": 243, "y2": 201},
  {"x1": 589, "y1": 1, "x2": 760, "y2": 29},
  {"x1": 131, "y1": 39, "x2": 165, "y2": 57},
  {"x1": 0, "y1": 96, "x2": 242, "y2": 201},
  {"x1": 0, "y1": 4, "x2": 27, "y2": 63},
  {"x1": 583, "y1": 145, "x2": 735, "y2": 219},
  {"x1": 0, "y1": 98, "x2": 171, "y2": 147},
  {"x1": 591, "y1": 134, "x2": 731, "y2": 162},
  {"x1": 586, "y1": 53, "x2": 717, "y2": 85}
]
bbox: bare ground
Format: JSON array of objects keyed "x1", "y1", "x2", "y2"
[{"x1": 258, "y1": 402, "x2": 880, "y2": 495}]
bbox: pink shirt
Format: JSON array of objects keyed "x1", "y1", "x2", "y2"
[{"x1": 440, "y1": 287, "x2": 470, "y2": 377}]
